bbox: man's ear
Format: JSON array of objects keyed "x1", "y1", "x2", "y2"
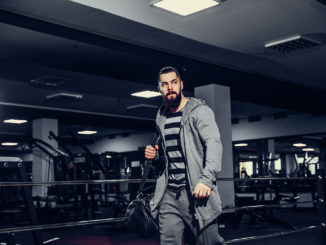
[
  {"x1": 157, "y1": 85, "x2": 162, "y2": 94},
  {"x1": 181, "y1": 80, "x2": 184, "y2": 91}
]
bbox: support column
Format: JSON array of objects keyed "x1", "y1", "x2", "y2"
[
  {"x1": 268, "y1": 139, "x2": 275, "y2": 173},
  {"x1": 195, "y1": 84, "x2": 235, "y2": 209},
  {"x1": 32, "y1": 118, "x2": 58, "y2": 196},
  {"x1": 285, "y1": 154, "x2": 296, "y2": 176}
]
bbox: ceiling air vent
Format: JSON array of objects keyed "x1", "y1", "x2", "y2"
[
  {"x1": 45, "y1": 93, "x2": 83, "y2": 103},
  {"x1": 265, "y1": 35, "x2": 322, "y2": 53},
  {"x1": 30, "y1": 76, "x2": 73, "y2": 88}
]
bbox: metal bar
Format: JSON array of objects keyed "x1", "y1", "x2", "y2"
[
  {"x1": 0, "y1": 200, "x2": 315, "y2": 235},
  {"x1": 0, "y1": 179, "x2": 157, "y2": 187},
  {"x1": 219, "y1": 177, "x2": 316, "y2": 181},
  {"x1": 48, "y1": 131, "x2": 74, "y2": 157},
  {"x1": 0, "y1": 177, "x2": 318, "y2": 187},
  {"x1": 223, "y1": 201, "x2": 315, "y2": 213},
  {"x1": 32, "y1": 138, "x2": 67, "y2": 157},
  {"x1": 0, "y1": 219, "x2": 320, "y2": 245},
  {"x1": 226, "y1": 225, "x2": 321, "y2": 244},
  {"x1": 0, "y1": 217, "x2": 126, "y2": 234}
]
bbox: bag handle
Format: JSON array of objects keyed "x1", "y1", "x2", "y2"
[{"x1": 138, "y1": 132, "x2": 160, "y2": 194}]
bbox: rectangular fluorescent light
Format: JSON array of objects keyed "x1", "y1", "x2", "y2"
[
  {"x1": 249, "y1": 156, "x2": 258, "y2": 159},
  {"x1": 302, "y1": 148, "x2": 314, "y2": 152},
  {"x1": 4, "y1": 119, "x2": 28, "y2": 124},
  {"x1": 152, "y1": 0, "x2": 220, "y2": 16},
  {"x1": 131, "y1": 90, "x2": 161, "y2": 98},
  {"x1": 234, "y1": 143, "x2": 248, "y2": 147},
  {"x1": 1, "y1": 142, "x2": 18, "y2": 146},
  {"x1": 78, "y1": 130, "x2": 97, "y2": 135},
  {"x1": 293, "y1": 143, "x2": 307, "y2": 147}
]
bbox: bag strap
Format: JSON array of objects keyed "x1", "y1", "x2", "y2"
[{"x1": 138, "y1": 132, "x2": 160, "y2": 194}]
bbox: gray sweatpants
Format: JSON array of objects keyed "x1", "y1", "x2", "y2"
[{"x1": 158, "y1": 188, "x2": 226, "y2": 245}]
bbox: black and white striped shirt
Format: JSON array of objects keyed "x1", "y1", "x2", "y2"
[{"x1": 164, "y1": 110, "x2": 186, "y2": 192}]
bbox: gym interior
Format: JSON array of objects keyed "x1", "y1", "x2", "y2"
[{"x1": 0, "y1": 1, "x2": 326, "y2": 245}]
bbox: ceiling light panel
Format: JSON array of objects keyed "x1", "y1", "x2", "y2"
[
  {"x1": 131, "y1": 90, "x2": 161, "y2": 98},
  {"x1": 152, "y1": 0, "x2": 220, "y2": 16},
  {"x1": 1, "y1": 142, "x2": 18, "y2": 146},
  {"x1": 234, "y1": 143, "x2": 248, "y2": 147},
  {"x1": 293, "y1": 143, "x2": 307, "y2": 147},
  {"x1": 4, "y1": 119, "x2": 28, "y2": 124},
  {"x1": 302, "y1": 148, "x2": 314, "y2": 152},
  {"x1": 78, "y1": 130, "x2": 98, "y2": 135}
]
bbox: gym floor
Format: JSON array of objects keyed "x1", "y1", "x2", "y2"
[{"x1": 12, "y1": 208, "x2": 322, "y2": 245}]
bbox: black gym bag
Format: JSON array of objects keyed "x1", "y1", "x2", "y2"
[
  {"x1": 125, "y1": 192, "x2": 158, "y2": 237},
  {"x1": 125, "y1": 134, "x2": 160, "y2": 237}
]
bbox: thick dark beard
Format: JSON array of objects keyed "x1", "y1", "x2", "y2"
[{"x1": 163, "y1": 91, "x2": 182, "y2": 109}]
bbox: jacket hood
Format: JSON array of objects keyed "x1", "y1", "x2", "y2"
[{"x1": 156, "y1": 97, "x2": 206, "y2": 127}]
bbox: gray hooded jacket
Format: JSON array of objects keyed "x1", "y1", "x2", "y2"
[{"x1": 150, "y1": 97, "x2": 223, "y2": 230}]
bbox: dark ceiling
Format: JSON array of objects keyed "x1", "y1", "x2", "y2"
[
  {"x1": 1, "y1": 9, "x2": 325, "y2": 114},
  {"x1": 0, "y1": 0, "x2": 325, "y2": 150}
]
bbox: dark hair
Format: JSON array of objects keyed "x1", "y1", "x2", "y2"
[{"x1": 157, "y1": 66, "x2": 181, "y2": 84}]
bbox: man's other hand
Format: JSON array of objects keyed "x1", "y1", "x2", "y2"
[
  {"x1": 193, "y1": 182, "x2": 211, "y2": 198},
  {"x1": 145, "y1": 145, "x2": 159, "y2": 160}
]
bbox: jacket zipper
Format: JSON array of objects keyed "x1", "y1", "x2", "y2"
[{"x1": 180, "y1": 122, "x2": 206, "y2": 228}]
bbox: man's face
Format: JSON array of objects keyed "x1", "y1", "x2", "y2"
[{"x1": 158, "y1": 71, "x2": 183, "y2": 108}]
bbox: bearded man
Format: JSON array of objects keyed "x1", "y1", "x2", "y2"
[{"x1": 145, "y1": 66, "x2": 226, "y2": 245}]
